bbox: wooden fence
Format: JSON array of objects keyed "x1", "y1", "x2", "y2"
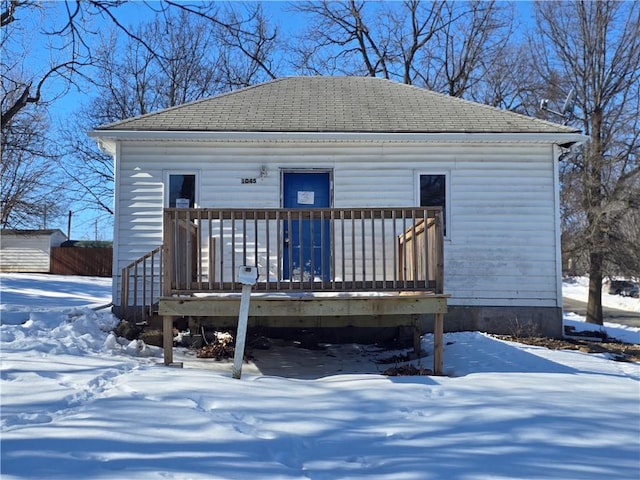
[{"x1": 50, "y1": 247, "x2": 112, "y2": 277}]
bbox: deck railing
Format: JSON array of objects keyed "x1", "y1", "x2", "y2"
[
  {"x1": 161, "y1": 207, "x2": 443, "y2": 296},
  {"x1": 118, "y1": 207, "x2": 443, "y2": 320},
  {"x1": 120, "y1": 246, "x2": 163, "y2": 322}
]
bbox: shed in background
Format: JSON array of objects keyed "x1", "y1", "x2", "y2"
[{"x1": 0, "y1": 229, "x2": 68, "y2": 273}]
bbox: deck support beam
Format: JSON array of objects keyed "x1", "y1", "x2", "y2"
[
  {"x1": 433, "y1": 313, "x2": 444, "y2": 375},
  {"x1": 163, "y1": 315, "x2": 173, "y2": 365},
  {"x1": 162, "y1": 316, "x2": 183, "y2": 367},
  {"x1": 159, "y1": 295, "x2": 447, "y2": 318},
  {"x1": 412, "y1": 315, "x2": 421, "y2": 355}
]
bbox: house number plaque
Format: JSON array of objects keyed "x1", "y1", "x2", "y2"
[{"x1": 241, "y1": 178, "x2": 257, "y2": 184}]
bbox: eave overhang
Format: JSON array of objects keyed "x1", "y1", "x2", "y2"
[{"x1": 88, "y1": 130, "x2": 588, "y2": 154}]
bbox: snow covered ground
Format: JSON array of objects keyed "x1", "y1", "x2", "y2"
[{"x1": 1, "y1": 273, "x2": 639, "y2": 480}]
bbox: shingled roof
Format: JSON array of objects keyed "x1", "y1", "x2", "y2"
[{"x1": 95, "y1": 76, "x2": 579, "y2": 135}]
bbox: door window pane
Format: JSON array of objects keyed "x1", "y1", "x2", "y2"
[
  {"x1": 420, "y1": 174, "x2": 446, "y2": 235},
  {"x1": 169, "y1": 174, "x2": 196, "y2": 207}
]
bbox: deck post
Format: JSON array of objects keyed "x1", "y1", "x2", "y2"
[
  {"x1": 161, "y1": 209, "x2": 182, "y2": 367},
  {"x1": 433, "y1": 312, "x2": 444, "y2": 375},
  {"x1": 411, "y1": 315, "x2": 421, "y2": 355},
  {"x1": 120, "y1": 266, "x2": 129, "y2": 320},
  {"x1": 434, "y1": 210, "x2": 444, "y2": 294},
  {"x1": 163, "y1": 315, "x2": 174, "y2": 365}
]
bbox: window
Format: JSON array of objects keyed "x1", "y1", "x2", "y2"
[
  {"x1": 168, "y1": 174, "x2": 196, "y2": 208},
  {"x1": 420, "y1": 174, "x2": 447, "y2": 236}
]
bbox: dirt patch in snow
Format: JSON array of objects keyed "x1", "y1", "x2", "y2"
[{"x1": 492, "y1": 334, "x2": 640, "y2": 363}]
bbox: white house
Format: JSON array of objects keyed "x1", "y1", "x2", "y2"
[
  {"x1": 0, "y1": 229, "x2": 68, "y2": 273},
  {"x1": 90, "y1": 76, "x2": 585, "y2": 339}
]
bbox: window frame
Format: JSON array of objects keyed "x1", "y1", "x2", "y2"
[
  {"x1": 416, "y1": 171, "x2": 451, "y2": 239},
  {"x1": 164, "y1": 171, "x2": 200, "y2": 208}
]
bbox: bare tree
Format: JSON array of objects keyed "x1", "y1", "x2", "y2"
[
  {"x1": 608, "y1": 196, "x2": 640, "y2": 278},
  {"x1": 1, "y1": 5, "x2": 71, "y2": 228},
  {"x1": 215, "y1": 3, "x2": 280, "y2": 89},
  {"x1": 468, "y1": 42, "x2": 540, "y2": 114},
  {"x1": 1, "y1": 1, "x2": 278, "y2": 125},
  {"x1": 0, "y1": 0, "x2": 154, "y2": 127},
  {"x1": 290, "y1": 0, "x2": 398, "y2": 77},
  {"x1": 0, "y1": 98, "x2": 65, "y2": 228},
  {"x1": 2, "y1": 1, "x2": 281, "y2": 223},
  {"x1": 385, "y1": 0, "x2": 447, "y2": 83},
  {"x1": 56, "y1": 9, "x2": 225, "y2": 219},
  {"x1": 58, "y1": 4, "x2": 281, "y2": 218},
  {"x1": 161, "y1": 1, "x2": 280, "y2": 86},
  {"x1": 290, "y1": 0, "x2": 513, "y2": 96},
  {"x1": 90, "y1": 9, "x2": 228, "y2": 118},
  {"x1": 1, "y1": 0, "x2": 151, "y2": 229},
  {"x1": 291, "y1": 0, "x2": 456, "y2": 81},
  {"x1": 531, "y1": 1, "x2": 640, "y2": 324},
  {"x1": 57, "y1": 106, "x2": 114, "y2": 217},
  {"x1": 419, "y1": 0, "x2": 513, "y2": 97}
]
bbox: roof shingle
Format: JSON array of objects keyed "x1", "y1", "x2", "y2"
[{"x1": 96, "y1": 76, "x2": 579, "y2": 134}]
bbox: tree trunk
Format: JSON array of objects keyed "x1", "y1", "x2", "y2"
[
  {"x1": 586, "y1": 250, "x2": 604, "y2": 325},
  {"x1": 585, "y1": 103, "x2": 605, "y2": 325}
]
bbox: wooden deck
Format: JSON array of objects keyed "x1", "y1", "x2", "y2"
[
  {"x1": 159, "y1": 292, "x2": 448, "y2": 374},
  {"x1": 122, "y1": 207, "x2": 448, "y2": 375}
]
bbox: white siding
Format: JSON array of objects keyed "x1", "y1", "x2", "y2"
[
  {"x1": 0, "y1": 231, "x2": 66, "y2": 273},
  {"x1": 114, "y1": 140, "x2": 559, "y2": 307}
]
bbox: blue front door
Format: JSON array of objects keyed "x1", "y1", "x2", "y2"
[{"x1": 283, "y1": 172, "x2": 331, "y2": 281}]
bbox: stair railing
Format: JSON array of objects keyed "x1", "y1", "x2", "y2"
[{"x1": 120, "y1": 246, "x2": 163, "y2": 322}]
